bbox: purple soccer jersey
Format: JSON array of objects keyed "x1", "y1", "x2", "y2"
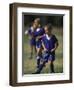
[
  {"x1": 28, "y1": 27, "x2": 34, "y2": 35},
  {"x1": 28, "y1": 27, "x2": 36, "y2": 46},
  {"x1": 33, "y1": 28, "x2": 45, "y2": 37},
  {"x1": 41, "y1": 34, "x2": 58, "y2": 61},
  {"x1": 42, "y1": 34, "x2": 58, "y2": 51},
  {"x1": 33, "y1": 27, "x2": 45, "y2": 48}
]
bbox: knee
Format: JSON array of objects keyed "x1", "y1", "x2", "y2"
[{"x1": 48, "y1": 61, "x2": 53, "y2": 65}]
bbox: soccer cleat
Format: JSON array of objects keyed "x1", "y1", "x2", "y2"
[{"x1": 32, "y1": 71, "x2": 40, "y2": 74}]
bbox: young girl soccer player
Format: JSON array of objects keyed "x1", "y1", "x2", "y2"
[
  {"x1": 33, "y1": 18, "x2": 45, "y2": 68},
  {"x1": 25, "y1": 22, "x2": 37, "y2": 59},
  {"x1": 33, "y1": 24, "x2": 59, "y2": 74}
]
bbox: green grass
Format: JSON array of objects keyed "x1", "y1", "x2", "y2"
[{"x1": 23, "y1": 27, "x2": 63, "y2": 74}]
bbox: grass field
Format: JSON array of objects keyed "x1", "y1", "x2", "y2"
[{"x1": 23, "y1": 27, "x2": 63, "y2": 74}]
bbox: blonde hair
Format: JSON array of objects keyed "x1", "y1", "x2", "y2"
[{"x1": 34, "y1": 18, "x2": 40, "y2": 24}]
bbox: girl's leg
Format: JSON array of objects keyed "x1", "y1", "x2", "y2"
[
  {"x1": 36, "y1": 47, "x2": 41, "y2": 68},
  {"x1": 33, "y1": 46, "x2": 37, "y2": 56},
  {"x1": 33, "y1": 61, "x2": 46, "y2": 74},
  {"x1": 50, "y1": 61, "x2": 55, "y2": 73}
]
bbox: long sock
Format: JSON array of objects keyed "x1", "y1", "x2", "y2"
[
  {"x1": 35, "y1": 61, "x2": 46, "y2": 73},
  {"x1": 37, "y1": 59, "x2": 40, "y2": 68},
  {"x1": 50, "y1": 62, "x2": 54, "y2": 73},
  {"x1": 36, "y1": 56, "x2": 40, "y2": 68}
]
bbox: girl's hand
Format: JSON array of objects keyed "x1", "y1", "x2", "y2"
[
  {"x1": 51, "y1": 48, "x2": 55, "y2": 52},
  {"x1": 43, "y1": 47, "x2": 47, "y2": 52}
]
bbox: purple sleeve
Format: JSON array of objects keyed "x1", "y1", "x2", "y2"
[
  {"x1": 41, "y1": 35, "x2": 45, "y2": 43},
  {"x1": 28, "y1": 28, "x2": 32, "y2": 35}
]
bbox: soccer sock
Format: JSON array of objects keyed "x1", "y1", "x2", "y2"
[
  {"x1": 50, "y1": 62, "x2": 54, "y2": 73},
  {"x1": 36, "y1": 56, "x2": 40, "y2": 68},
  {"x1": 37, "y1": 59, "x2": 40, "y2": 68},
  {"x1": 35, "y1": 61, "x2": 46, "y2": 73}
]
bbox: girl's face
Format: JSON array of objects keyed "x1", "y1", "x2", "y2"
[
  {"x1": 34, "y1": 19, "x2": 40, "y2": 28},
  {"x1": 44, "y1": 26, "x2": 52, "y2": 35},
  {"x1": 33, "y1": 23, "x2": 37, "y2": 30}
]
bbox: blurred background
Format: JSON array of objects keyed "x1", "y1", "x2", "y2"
[
  {"x1": 24, "y1": 14, "x2": 63, "y2": 27},
  {"x1": 23, "y1": 14, "x2": 63, "y2": 74}
]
